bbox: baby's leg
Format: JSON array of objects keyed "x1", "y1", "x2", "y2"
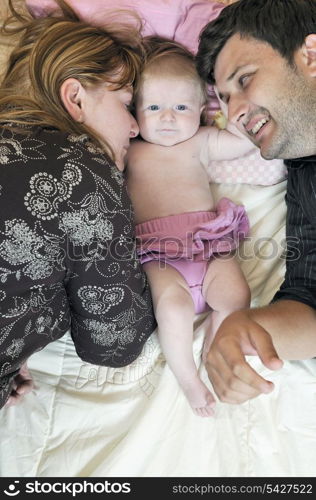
[
  {"x1": 143, "y1": 261, "x2": 215, "y2": 417},
  {"x1": 201, "y1": 255, "x2": 251, "y2": 361}
]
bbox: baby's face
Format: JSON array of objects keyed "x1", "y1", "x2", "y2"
[{"x1": 136, "y1": 77, "x2": 204, "y2": 146}]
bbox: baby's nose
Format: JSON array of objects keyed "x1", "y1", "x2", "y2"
[{"x1": 160, "y1": 109, "x2": 175, "y2": 121}]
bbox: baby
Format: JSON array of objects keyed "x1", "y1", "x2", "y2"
[{"x1": 127, "y1": 37, "x2": 252, "y2": 417}]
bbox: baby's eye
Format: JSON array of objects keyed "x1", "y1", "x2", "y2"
[
  {"x1": 176, "y1": 104, "x2": 187, "y2": 111},
  {"x1": 148, "y1": 104, "x2": 160, "y2": 111}
]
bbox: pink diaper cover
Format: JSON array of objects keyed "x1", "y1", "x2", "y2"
[{"x1": 135, "y1": 198, "x2": 249, "y2": 314}]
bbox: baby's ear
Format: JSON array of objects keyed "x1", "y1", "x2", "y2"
[{"x1": 302, "y1": 34, "x2": 316, "y2": 77}]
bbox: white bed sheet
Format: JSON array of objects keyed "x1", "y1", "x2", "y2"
[{"x1": 1, "y1": 180, "x2": 316, "y2": 478}]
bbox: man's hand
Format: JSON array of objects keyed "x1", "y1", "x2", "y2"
[{"x1": 205, "y1": 310, "x2": 283, "y2": 404}]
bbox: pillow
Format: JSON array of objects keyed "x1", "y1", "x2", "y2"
[
  {"x1": 26, "y1": 0, "x2": 225, "y2": 54},
  {"x1": 25, "y1": 0, "x2": 287, "y2": 186}
]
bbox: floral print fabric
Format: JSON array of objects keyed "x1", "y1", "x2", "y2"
[{"x1": 0, "y1": 126, "x2": 155, "y2": 407}]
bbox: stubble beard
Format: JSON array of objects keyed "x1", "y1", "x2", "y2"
[{"x1": 262, "y1": 69, "x2": 316, "y2": 160}]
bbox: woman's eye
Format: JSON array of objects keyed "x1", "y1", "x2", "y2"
[
  {"x1": 148, "y1": 105, "x2": 159, "y2": 111},
  {"x1": 176, "y1": 104, "x2": 187, "y2": 111}
]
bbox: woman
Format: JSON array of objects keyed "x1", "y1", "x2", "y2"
[{"x1": 0, "y1": 0, "x2": 156, "y2": 408}]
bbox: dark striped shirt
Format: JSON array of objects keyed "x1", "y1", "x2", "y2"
[{"x1": 273, "y1": 156, "x2": 316, "y2": 310}]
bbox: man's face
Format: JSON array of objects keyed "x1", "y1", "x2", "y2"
[{"x1": 214, "y1": 34, "x2": 316, "y2": 159}]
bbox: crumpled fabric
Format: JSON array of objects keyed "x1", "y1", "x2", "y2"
[{"x1": 136, "y1": 198, "x2": 250, "y2": 263}]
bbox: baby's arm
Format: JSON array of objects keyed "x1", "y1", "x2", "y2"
[{"x1": 204, "y1": 124, "x2": 255, "y2": 162}]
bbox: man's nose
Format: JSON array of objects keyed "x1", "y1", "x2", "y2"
[{"x1": 227, "y1": 94, "x2": 248, "y2": 126}]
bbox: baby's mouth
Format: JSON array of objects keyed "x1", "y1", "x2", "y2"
[{"x1": 158, "y1": 129, "x2": 177, "y2": 135}]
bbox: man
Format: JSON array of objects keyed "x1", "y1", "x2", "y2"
[{"x1": 196, "y1": 0, "x2": 316, "y2": 404}]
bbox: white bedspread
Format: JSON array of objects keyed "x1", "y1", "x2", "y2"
[{"x1": 1, "y1": 179, "x2": 316, "y2": 478}]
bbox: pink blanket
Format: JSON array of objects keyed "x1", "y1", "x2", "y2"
[{"x1": 26, "y1": 0, "x2": 225, "y2": 53}]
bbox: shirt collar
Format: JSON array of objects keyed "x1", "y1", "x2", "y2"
[{"x1": 285, "y1": 155, "x2": 316, "y2": 169}]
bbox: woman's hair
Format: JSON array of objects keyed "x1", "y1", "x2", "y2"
[
  {"x1": 135, "y1": 36, "x2": 207, "y2": 110},
  {"x1": 0, "y1": 0, "x2": 144, "y2": 157},
  {"x1": 196, "y1": 0, "x2": 316, "y2": 85}
]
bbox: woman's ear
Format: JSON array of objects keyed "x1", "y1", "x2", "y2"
[{"x1": 60, "y1": 78, "x2": 85, "y2": 122}]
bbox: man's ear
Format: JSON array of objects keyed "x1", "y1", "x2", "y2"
[
  {"x1": 60, "y1": 78, "x2": 85, "y2": 122},
  {"x1": 301, "y1": 34, "x2": 316, "y2": 77}
]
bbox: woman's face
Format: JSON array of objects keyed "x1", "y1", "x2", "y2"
[{"x1": 82, "y1": 83, "x2": 139, "y2": 170}]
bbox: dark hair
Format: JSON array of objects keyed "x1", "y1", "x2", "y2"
[{"x1": 196, "y1": 0, "x2": 316, "y2": 84}]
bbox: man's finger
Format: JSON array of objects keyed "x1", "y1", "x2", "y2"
[
  {"x1": 250, "y1": 324, "x2": 284, "y2": 371},
  {"x1": 214, "y1": 339, "x2": 274, "y2": 393},
  {"x1": 208, "y1": 364, "x2": 261, "y2": 404},
  {"x1": 207, "y1": 350, "x2": 260, "y2": 396}
]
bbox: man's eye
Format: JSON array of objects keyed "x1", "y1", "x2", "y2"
[
  {"x1": 176, "y1": 104, "x2": 187, "y2": 111},
  {"x1": 148, "y1": 104, "x2": 159, "y2": 111},
  {"x1": 239, "y1": 75, "x2": 250, "y2": 87}
]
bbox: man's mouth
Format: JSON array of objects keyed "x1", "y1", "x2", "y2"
[{"x1": 245, "y1": 116, "x2": 270, "y2": 137}]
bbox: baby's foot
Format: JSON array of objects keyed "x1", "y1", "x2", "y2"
[
  {"x1": 181, "y1": 376, "x2": 216, "y2": 417},
  {"x1": 5, "y1": 362, "x2": 34, "y2": 407}
]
